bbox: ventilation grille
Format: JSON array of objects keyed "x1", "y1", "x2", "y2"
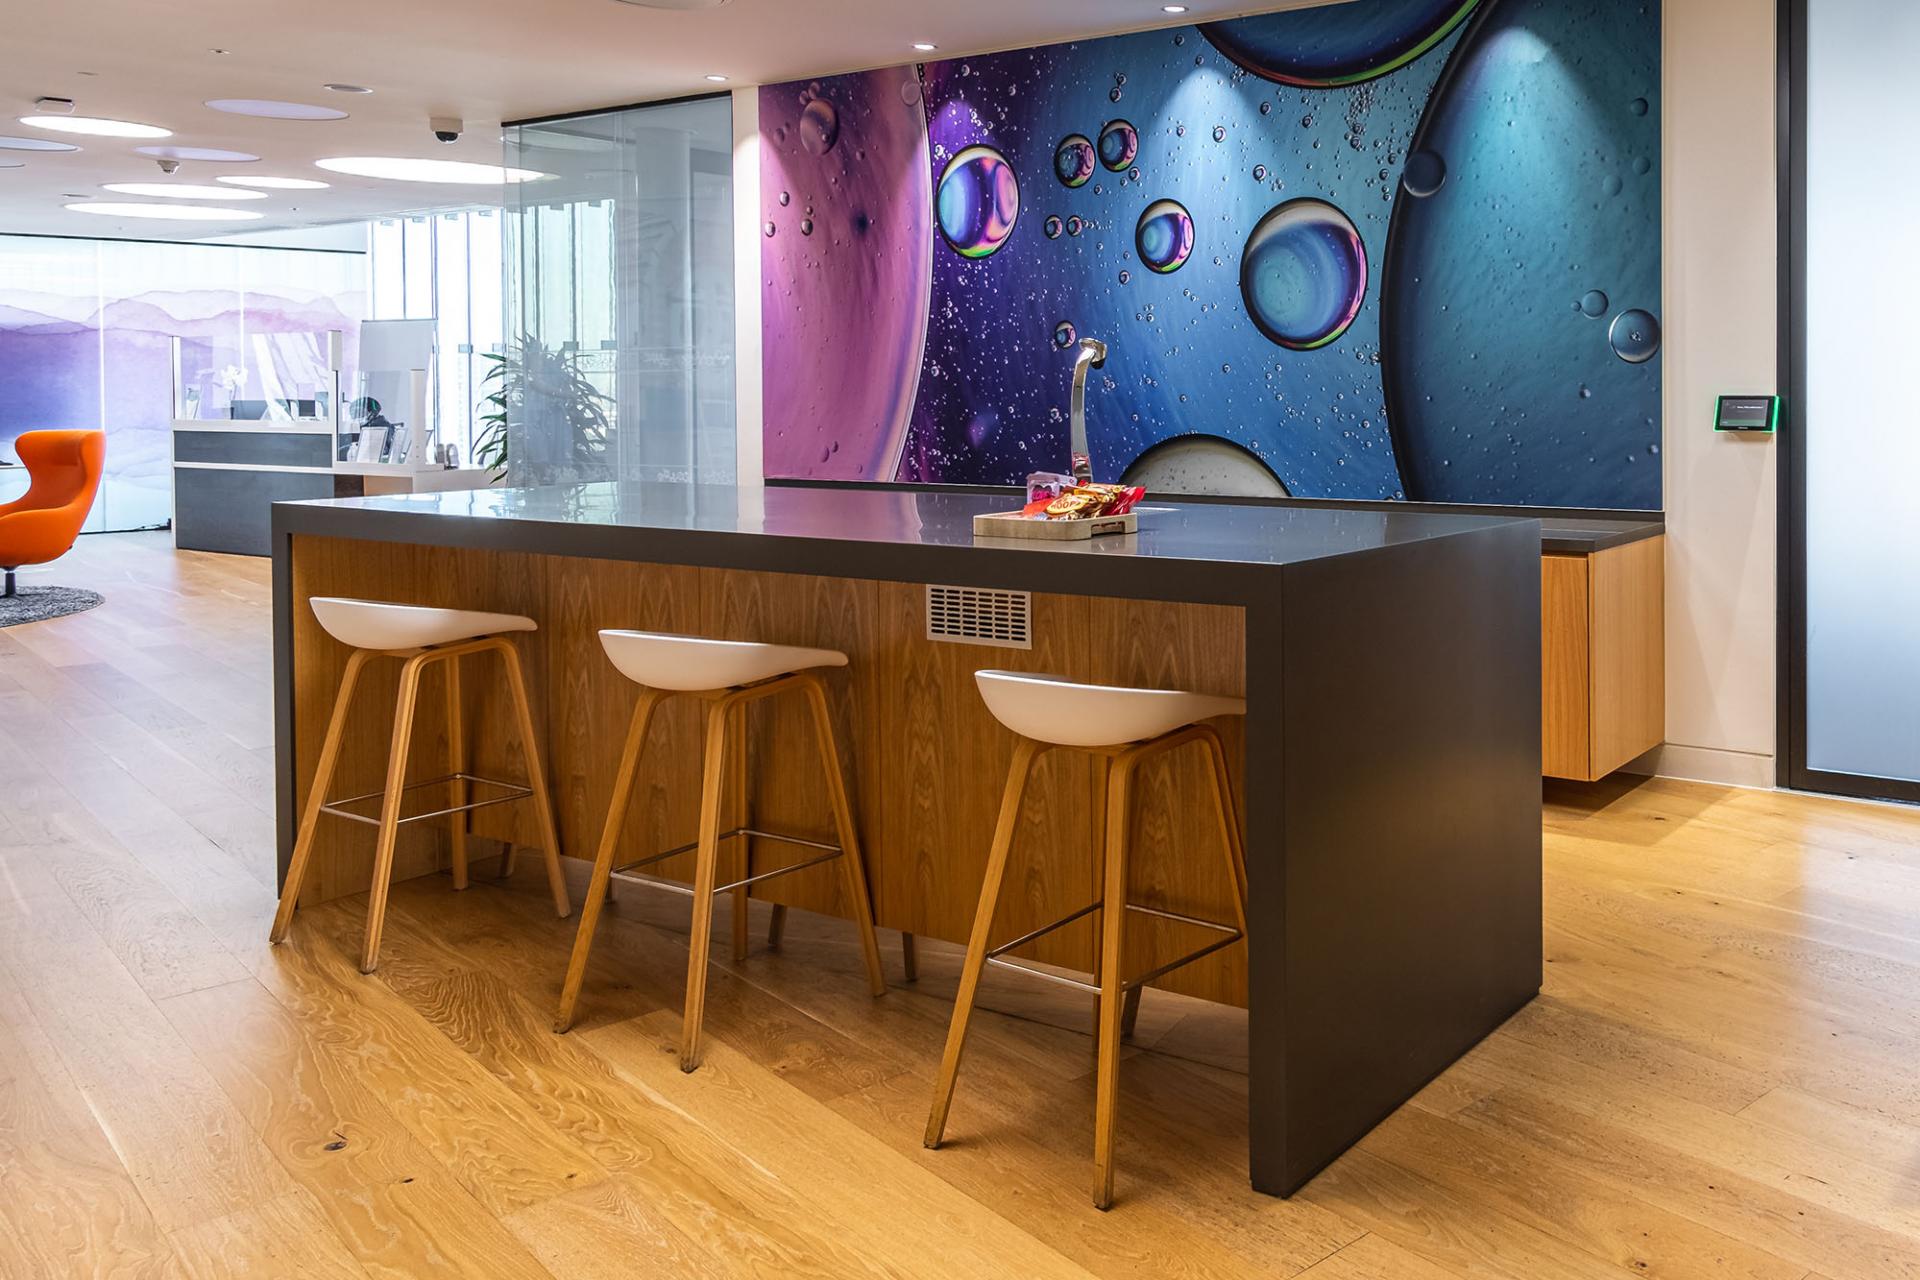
[{"x1": 926, "y1": 585, "x2": 1032, "y2": 650}]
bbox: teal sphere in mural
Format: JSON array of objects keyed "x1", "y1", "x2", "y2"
[
  {"x1": 1201, "y1": 0, "x2": 1480, "y2": 87},
  {"x1": 1240, "y1": 199, "x2": 1368, "y2": 350},
  {"x1": 1097, "y1": 120, "x2": 1139, "y2": 172},
  {"x1": 1135, "y1": 200, "x2": 1196, "y2": 274},
  {"x1": 937, "y1": 145, "x2": 1020, "y2": 259},
  {"x1": 1054, "y1": 134, "x2": 1096, "y2": 187},
  {"x1": 1608, "y1": 310, "x2": 1661, "y2": 364}
]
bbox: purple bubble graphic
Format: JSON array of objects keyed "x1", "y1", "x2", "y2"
[
  {"x1": 1135, "y1": 199, "x2": 1195, "y2": 274},
  {"x1": 1054, "y1": 134, "x2": 1096, "y2": 188},
  {"x1": 1240, "y1": 198, "x2": 1368, "y2": 350},
  {"x1": 800, "y1": 98, "x2": 840, "y2": 155},
  {"x1": 937, "y1": 145, "x2": 1020, "y2": 259}
]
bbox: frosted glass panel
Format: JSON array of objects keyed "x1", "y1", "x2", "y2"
[
  {"x1": 1805, "y1": 0, "x2": 1920, "y2": 780},
  {"x1": 504, "y1": 96, "x2": 735, "y2": 487}
]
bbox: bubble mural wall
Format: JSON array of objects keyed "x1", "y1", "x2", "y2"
[{"x1": 760, "y1": 0, "x2": 1662, "y2": 509}]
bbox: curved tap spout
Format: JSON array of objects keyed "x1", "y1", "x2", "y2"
[{"x1": 1069, "y1": 337, "x2": 1108, "y2": 484}]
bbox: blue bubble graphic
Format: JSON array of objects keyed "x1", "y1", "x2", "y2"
[
  {"x1": 936, "y1": 145, "x2": 1020, "y2": 259},
  {"x1": 1054, "y1": 321, "x2": 1078, "y2": 349},
  {"x1": 1578, "y1": 289, "x2": 1609, "y2": 318},
  {"x1": 1608, "y1": 309, "x2": 1660, "y2": 364},
  {"x1": 1402, "y1": 149, "x2": 1446, "y2": 197},
  {"x1": 1054, "y1": 134, "x2": 1096, "y2": 188},
  {"x1": 1201, "y1": 0, "x2": 1481, "y2": 88},
  {"x1": 1044, "y1": 215, "x2": 1064, "y2": 239},
  {"x1": 1098, "y1": 120, "x2": 1139, "y2": 172},
  {"x1": 1239, "y1": 198, "x2": 1368, "y2": 350},
  {"x1": 1135, "y1": 199, "x2": 1196, "y2": 274}
]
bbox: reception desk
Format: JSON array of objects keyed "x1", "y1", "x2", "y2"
[{"x1": 270, "y1": 483, "x2": 1544, "y2": 1196}]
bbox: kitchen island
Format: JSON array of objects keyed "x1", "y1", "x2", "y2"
[{"x1": 271, "y1": 481, "x2": 1543, "y2": 1196}]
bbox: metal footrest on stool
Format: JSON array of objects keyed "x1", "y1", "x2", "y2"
[
  {"x1": 983, "y1": 900, "x2": 1243, "y2": 995},
  {"x1": 319, "y1": 772, "x2": 532, "y2": 827},
  {"x1": 608, "y1": 828, "x2": 844, "y2": 897}
]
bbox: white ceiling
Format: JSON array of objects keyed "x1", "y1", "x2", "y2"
[{"x1": 0, "y1": 0, "x2": 1330, "y2": 242}]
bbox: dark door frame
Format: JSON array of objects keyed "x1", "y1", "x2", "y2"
[{"x1": 1778, "y1": 0, "x2": 1920, "y2": 805}]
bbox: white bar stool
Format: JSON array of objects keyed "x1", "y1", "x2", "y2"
[
  {"x1": 554, "y1": 630, "x2": 889, "y2": 1072},
  {"x1": 270, "y1": 597, "x2": 572, "y2": 972},
  {"x1": 925, "y1": 670, "x2": 1250, "y2": 1210}
]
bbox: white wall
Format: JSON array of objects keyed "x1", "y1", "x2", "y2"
[
  {"x1": 732, "y1": 87, "x2": 765, "y2": 488},
  {"x1": 1652, "y1": 0, "x2": 1780, "y2": 788}
]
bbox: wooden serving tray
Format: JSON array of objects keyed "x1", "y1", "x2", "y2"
[{"x1": 972, "y1": 510, "x2": 1138, "y2": 540}]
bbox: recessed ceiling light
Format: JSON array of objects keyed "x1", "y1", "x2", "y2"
[
  {"x1": 1162, "y1": 4, "x2": 1189, "y2": 11},
  {"x1": 103, "y1": 181, "x2": 267, "y2": 200},
  {"x1": 324, "y1": 83, "x2": 372, "y2": 94},
  {"x1": 66, "y1": 201, "x2": 263, "y2": 221},
  {"x1": 217, "y1": 174, "x2": 329, "y2": 190},
  {"x1": 136, "y1": 145, "x2": 260, "y2": 162},
  {"x1": 0, "y1": 134, "x2": 80, "y2": 153},
  {"x1": 913, "y1": 42, "x2": 938, "y2": 51},
  {"x1": 705, "y1": 74, "x2": 729, "y2": 82},
  {"x1": 315, "y1": 156, "x2": 545, "y2": 184},
  {"x1": 19, "y1": 114, "x2": 170, "y2": 139},
  {"x1": 206, "y1": 98, "x2": 349, "y2": 121}
]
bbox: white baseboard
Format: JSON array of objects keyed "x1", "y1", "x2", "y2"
[{"x1": 1626, "y1": 742, "x2": 1777, "y2": 790}]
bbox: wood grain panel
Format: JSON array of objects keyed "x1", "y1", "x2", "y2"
[
  {"x1": 1589, "y1": 535, "x2": 1666, "y2": 778},
  {"x1": 288, "y1": 536, "x2": 1248, "y2": 1005},
  {"x1": 1540, "y1": 554, "x2": 1591, "y2": 782}
]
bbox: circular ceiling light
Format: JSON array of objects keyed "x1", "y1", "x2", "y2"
[
  {"x1": 315, "y1": 156, "x2": 544, "y2": 184},
  {"x1": 206, "y1": 98, "x2": 349, "y2": 121},
  {"x1": 324, "y1": 83, "x2": 372, "y2": 94},
  {"x1": 704, "y1": 74, "x2": 729, "y2": 82},
  {"x1": 217, "y1": 174, "x2": 329, "y2": 189},
  {"x1": 20, "y1": 114, "x2": 171, "y2": 138},
  {"x1": 0, "y1": 134, "x2": 81, "y2": 152},
  {"x1": 912, "y1": 42, "x2": 938, "y2": 51},
  {"x1": 135, "y1": 145, "x2": 260, "y2": 162},
  {"x1": 103, "y1": 181, "x2": 267, "y2": 200},
  {"x1": 66, "y1": 201, "x2": 263, "y2": 221}
]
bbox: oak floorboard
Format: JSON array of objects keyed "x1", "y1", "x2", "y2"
[{"x1": 3, "y1": 533, "x2": 1920, "y2": 1278}]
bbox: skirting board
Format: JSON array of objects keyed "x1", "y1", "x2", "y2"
[{"x1": 1627, "y1": 742, "x2": 1777, "y2": 790}]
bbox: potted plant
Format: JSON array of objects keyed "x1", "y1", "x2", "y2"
[{"x1": 474, "y1": 334, "x2": 613, "y2": 482}]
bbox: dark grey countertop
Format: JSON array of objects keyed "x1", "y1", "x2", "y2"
[
  {"x1": 1535, "y1": 517, "x2": 1664, "y2": 554},
  {"x1": 276, "y1": 481, "x2": 1537, "y2": 607}
]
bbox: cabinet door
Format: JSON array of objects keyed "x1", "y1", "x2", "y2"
[
  {"x1": 1541, "y1": 554, "x2": 1592, "y2": 780},
  {"x1": 1589, "y1": 535, "x2": 1665, "y2": 778}
]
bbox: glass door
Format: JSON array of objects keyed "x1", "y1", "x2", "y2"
[{"x1": 1783, "y1": 0, "x2": 1920, "y2": 802}]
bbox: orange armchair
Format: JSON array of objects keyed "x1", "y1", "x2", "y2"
[{"x1": 0, "y1": 430, "x2": 105, "y2": 597}]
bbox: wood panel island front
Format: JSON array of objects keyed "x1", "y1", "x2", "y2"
[{"x1": 271, "y1": 482, "x2": 1543, "y2": 1197}]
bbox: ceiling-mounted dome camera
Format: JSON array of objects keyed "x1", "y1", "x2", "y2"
[
  {"x1": 156, "y1": 157, "x2": 181, "y2": 175},
  {"x1": 431, "y1": 115, "x2": 463, "y2": 144}
]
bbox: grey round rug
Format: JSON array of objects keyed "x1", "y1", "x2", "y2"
[{"x1": 0, "y1": 586, "x2": 104, "y2": 628}]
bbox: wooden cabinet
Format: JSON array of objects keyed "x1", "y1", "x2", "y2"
[{"x1": 1541, "y1": 535, "x2": 1665, "y2": 781}]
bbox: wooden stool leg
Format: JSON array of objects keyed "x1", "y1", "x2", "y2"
[
  {"x1": 497, "y1": 639, "x2": 571, "y2": 919},
  {"x1": 361, "y1": 654, "x2": 429, "y2": 974},
  {"x1": 555, "y1": 689, "x2": 662, "y2": 1033},
  {"x1": 270, "y1": 649, "x2": 371, "y2": 944},
  {"x1": 445, "y1": 653, "x2": 469, "y2": 891},
  {"x1": 801, "y1": 676, "x2": 885, "y2": 998},
  {"x1": 1199, "y1": 727, "x2": 1250, "y2": 935},
  {"x1": 925, "y1": 737, "x2": 1041, "y2": 1149},
  {"x1": 1088, "y1": 755, "x2": 1110, "y2": 1041},
  {"x1": 680, "y1": 697, "x2": 733, "y2": 1072},
  {"x1": 729, "y1": 701, "x2": 752, "y2": 963},
  {"x1": 901, "y1": 932, "x2": 917, "y2": 983},
  {"x1": 767, "y1": 904, "x2": 787, "y2": 950},
  {"x1": 1093, "y1": 753, "x2": 1137, "y2": 1211}
]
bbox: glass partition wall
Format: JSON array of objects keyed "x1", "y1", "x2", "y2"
[{"x1": 503, "y1": 95, "x2": 736, "y2": 487}]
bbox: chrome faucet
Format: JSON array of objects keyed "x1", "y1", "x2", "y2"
[{"x1": 1069, "y1": 336, "x2": 1107, "y2": 484}]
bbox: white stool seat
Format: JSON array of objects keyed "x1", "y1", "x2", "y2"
[
  {"x1": 600, "y1": 630, "x2": 849, "y2": 692},
  {"x1": 975, "y1": 670, "x2": 1245, "y2": 748},
  {"x1": 311, "y1": 597, "x2": 537, "y2": 652}
]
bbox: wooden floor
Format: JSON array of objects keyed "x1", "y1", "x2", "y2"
[{"x1": 3, "y1": 533, "x2": 1920, "y2": 1279}]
